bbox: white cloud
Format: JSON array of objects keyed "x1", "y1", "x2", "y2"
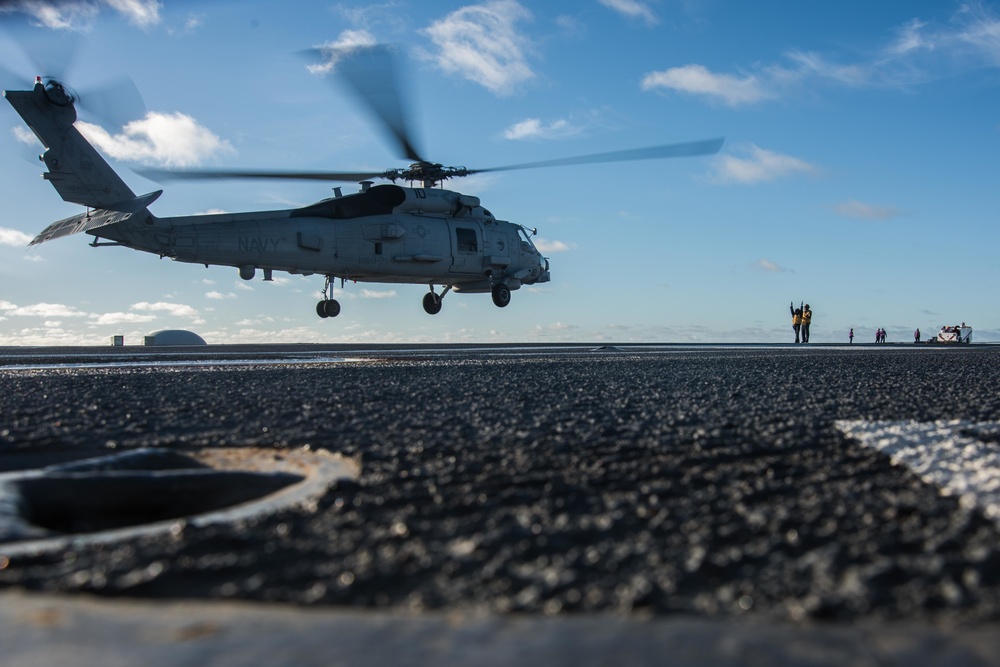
[
  {"x1": 643, "y1": 5, "x2": 1000, "y2": 108},
  {"x1": 77, "y1": 112, "x2": 234, "y2": 168},
  {"x1": 534, "y1": 238, "x2": 571, "y2": 253},
  {"x1": 104, "y1": 0, "x2": 161, "y2": 28},
  {"x1": 832, "y1": 200, "x2": 902, "y2": 220},
  {"x1": 11, "y1": 126, "x2": 38, "y2": 145},
  {"x1": 961, "y1": 20, "x2": 1000, "y2": 66},
  {"x1": 307, "y1": 29, "x2": 378, "y2": 75},
  {"x1": 919, "y1": 3, "x2": 1000, "y2": 67},
  {"x1": 422, "y1": 0, "x2": 535, "y2": 96},
  {"x1": 782, "y1": 51, "x2": 871, "y2": 87},
  {"x1": 2, "y1": 0, "x2": 99, "y2": 30},
  {"x1": 710, "y1": 144, "x2": 817, "y2": 184},
  {"x1": 884, "y1": 19, "x2": 932, "y2": 57},
  {"x1": 235, "y1": 316, "x2": 276, "y2": 326},
  {"x1": 91, "y1": 312, "x2": 157, "y2": 325},
  {"x1": 503, "y1": 117, "x2": 578, "y2": 140},
  {"x1": 132, "y1": 301, "x2": 199, "y2": 317},
  {"x1": 4, "y1": 302, "x2": 89, "y2": 317},
  {"x1": 360, "y1": 289, "x2": 398, "y2": 299},
  {"x1": 752, "y1": 258, "x2": 789, "y2": 273},
  {"x1": 0, "y1": 227, "x2": 33, "y2": 247},
  {"x1": 534, "y1": 321, "x2": 577, "y2": 334},
  {"x1": 0, "y1": 0, "x2": 161, "y2": 30},
  {"x1": 641, "y1": 64, "x2": 770, "y2": 106},
  {"x1": 597, "y1": 0, "x2": 658, "y2": 26},
  {"x1": 206, "y1": 291, "x2": 237, "y2": 300}
]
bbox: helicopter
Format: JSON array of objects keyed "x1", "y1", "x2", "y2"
[{"x1": 3, "y1": 45, "x2": 723, "y2": 319}]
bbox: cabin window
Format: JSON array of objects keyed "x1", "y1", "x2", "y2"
[
  {"x1": 456, "y1": 227, "x2": 477, "y2": 252},
  {"x1": 375, "y1": 242, "x2": 382, "y2": 255}
]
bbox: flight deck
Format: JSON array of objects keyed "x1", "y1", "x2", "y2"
[{"x1": 2, "y1": 343, "x2": 1000, "y2": 665}]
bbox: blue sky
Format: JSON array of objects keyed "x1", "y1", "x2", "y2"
[{"x1": 1, "y1": 0, "x2": 998, "y2": 345}]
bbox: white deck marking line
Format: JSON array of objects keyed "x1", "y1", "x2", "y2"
[{"x1": 836, "y1": 420, "x2": 1000, "y2": 522}]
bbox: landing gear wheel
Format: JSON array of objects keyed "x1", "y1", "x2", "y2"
[
  {"x1": 492, "y1": 284, "x2": 511, "y2": 308},
  {"x1": 322, "y1": 299, "x2": 341, "y2": 318},
  {"x1": 317, "y1": 299, "x2": 341, "y2": 318},
  {"x1": 422, "y1": 292, "x2": 443, "y2": 315}
]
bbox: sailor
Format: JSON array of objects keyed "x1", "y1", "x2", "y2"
[
  {"x1": 790, "y1": 302, "x2": 802, "y2": 343},
  {"x1": 801, "y1": 304, "x2": 812, "y2": 343}
]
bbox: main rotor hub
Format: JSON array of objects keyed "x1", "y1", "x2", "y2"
[{"x1": 382, "y1": 161, "x2": 474, "y2": 188}]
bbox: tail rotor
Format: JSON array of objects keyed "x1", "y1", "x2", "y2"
[{"x1": 0, "y1": 22, "x2": 145, "y2": 131}]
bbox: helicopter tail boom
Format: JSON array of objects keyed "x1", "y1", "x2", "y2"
[{"x1": 5, "y1": 80, "x2": 138, "y2": 210}]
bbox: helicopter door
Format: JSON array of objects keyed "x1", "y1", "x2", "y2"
[
  {"x1": 447, "y1": 222, "x2": 481, "y2": 274},
  {"x1": 484, "y1": 228, "x2": 510, "y2": 270}
]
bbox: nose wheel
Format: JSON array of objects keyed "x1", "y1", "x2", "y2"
[{"x1": 492, "y1": 283, "x2": 511, "y2": 308}]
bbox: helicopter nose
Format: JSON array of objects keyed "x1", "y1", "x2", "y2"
[{"x1": 538, "y1": 257, "x2": 551, "y2": 283}]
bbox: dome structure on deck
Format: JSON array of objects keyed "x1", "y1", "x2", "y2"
[{"x1": 143, "y1": 330, "x2": 207, "y2": 346}]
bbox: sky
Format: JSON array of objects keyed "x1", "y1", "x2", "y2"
[{"x1": 1, "y1": 0, "x2": 998, "y2": 345}]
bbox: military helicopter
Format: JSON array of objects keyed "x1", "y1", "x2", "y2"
[{"x1": 4, "y1": 45, "x2": 723, "y2": 318}]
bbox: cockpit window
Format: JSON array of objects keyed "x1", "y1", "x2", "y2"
[{"x1": 517, "y1": 227, "x2": 541, "y2": 253}]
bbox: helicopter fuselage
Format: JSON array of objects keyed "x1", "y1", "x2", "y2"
[{"x1": 99, "y1": 183, "x2": 550, "y2": 304}]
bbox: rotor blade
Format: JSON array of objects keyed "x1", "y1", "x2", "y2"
[
  {"x1": 137, "y1": 168, "x2": 386, "y2": 183},
  {"x1": 0, "y1": 19, "x2": 81, "y2": 89},
  {"x1": 304, "y1": 43, "x2": 424, "y2": 163},
  {"x1": 473, "y1": 137, "x2": 725, "y2": 175},
  {"x1": 9, "y1": 20, "x2": 81, "y2": 83},
  {"x1": 76, "y1": 76, "x2": 147, "y2": 131}
]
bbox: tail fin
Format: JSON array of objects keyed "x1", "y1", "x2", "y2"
[{"x1": 4, "y1": 79, "x2": 136, "y2": 209}]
